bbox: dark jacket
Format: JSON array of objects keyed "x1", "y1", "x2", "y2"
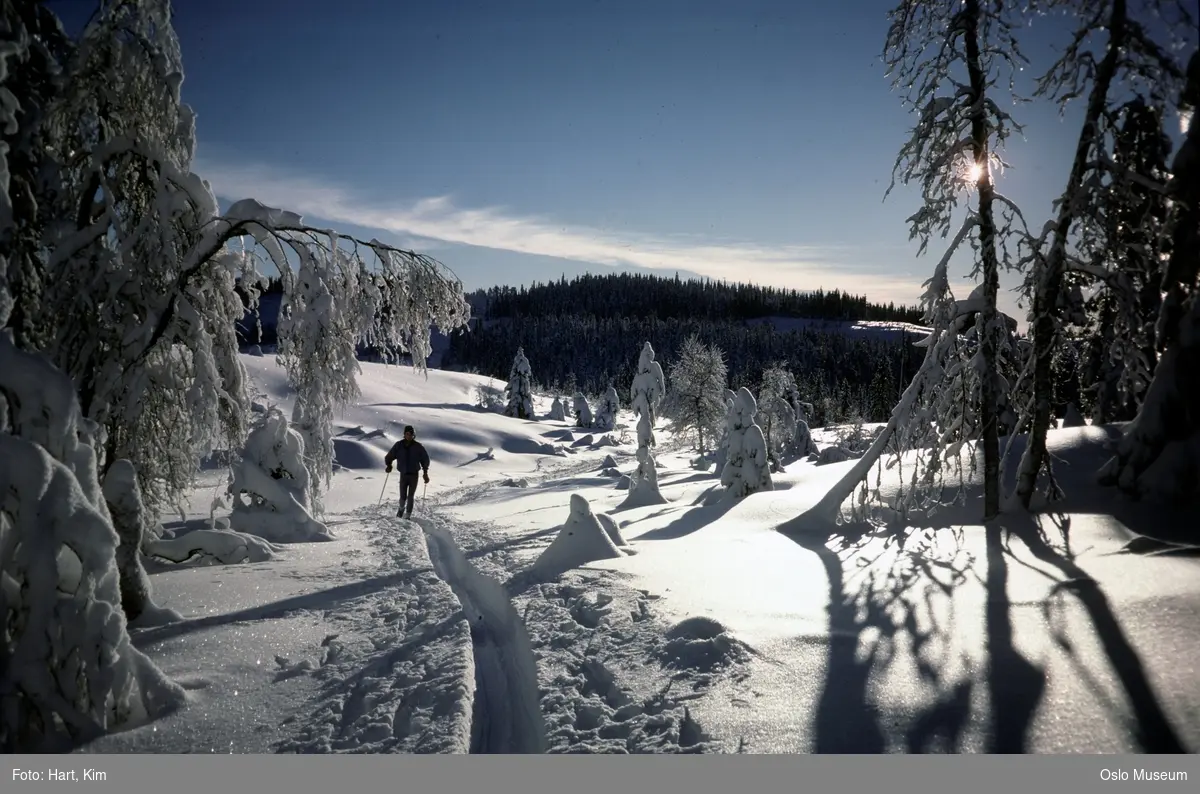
[{"x1": 385, "y1": 439, "x2": 430, "y2": 475}]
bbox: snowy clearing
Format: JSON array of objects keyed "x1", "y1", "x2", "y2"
[{"x1": 69, "y1": 355, "x2": 1200, "y2": 753}]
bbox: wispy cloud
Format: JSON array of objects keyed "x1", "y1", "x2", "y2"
[{"x1": 196, "y1": 158, "x2": 926, "y2": 306}]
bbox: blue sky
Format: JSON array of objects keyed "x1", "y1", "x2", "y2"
[{"x1": 52, "y1": 0, "x2": 1191, "y2": 316}]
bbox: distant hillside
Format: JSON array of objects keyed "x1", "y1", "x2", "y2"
[
  {"x1": 443, "y1": 273, "x2": 927, "y2": 425},
  {"x1": 470, "y1": 272, "x2": 923, "y2": 324}
]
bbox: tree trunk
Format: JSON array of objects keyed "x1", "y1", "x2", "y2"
[
  {"x1": 1016, "y1": 0, "x2": 1128, "y2": 508},
  {"x1": 964, "y1": 0, "x2": 1002, "y2": 520}
]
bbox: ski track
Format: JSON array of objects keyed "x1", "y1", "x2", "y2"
[
  {"x1": 270, "y1": 507, "x2": 475, "y2": 754},
  {"x1": 423, "y1": 506, "x2": 743, "y2": 754},
  {"x1": 419, "y1": 520, "x2": 548, "y2": 753}
]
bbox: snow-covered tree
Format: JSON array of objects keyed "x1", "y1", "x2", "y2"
[
  {"x1": 773, "y1": 370, "x2": 816, "y2": 457},
  {"x1": 797, "y1": 0, "x2": 1030, "y2": 526},
  {"x1": 622, "y1": 342, "x2": 668, "y2": 507},
  {"x1": 713, "y1": 388, "x2": 737, "y2": 473},
  {"x1": 793, "y1": 416, "x2": 819, "y2": 458},
  {"x1": 549, "y1": 396, "x2": 567, "y2": 421},
  {"x1": 504, "y1": 347, "x2": 535, "y2": 420},
  {"x1": 0, "y1": 0, "x2": 68, "y2": 349},
  {"x1": 572, "y1": 391, "x2": 594, "y2": 428},
  {"x1": 663, "y1": 335, "x2": 727, "y2": 453},
  {"x1": 883, "y1": 0, "x2": 1026, "y2": 519},
  {"x1": 1, "y1": 7, "x2": 182, "y2": 751},
  {"x1": 758, "y1": 365, "x2": 798, "y2": 465},
  {"x1": 1099, "y1": 50, "x2": 1200, "y2": 503},
  {"x1": 720, "y1": 388, "x2": 773, "y2": 499},
  {"x1": 1, "y1": 334, "x2": 185, "y2": 752},
  {"x1": 594, "y1": 385, "x2": 621, "y2": 431},
  {"x1": 1015, "y1": 0, "x2": 1193, "y2": 508},
  {"x1": 227, "y1": 407, "x2": 330, "y2": 543}
]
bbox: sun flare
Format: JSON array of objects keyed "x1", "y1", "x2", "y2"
[{"x1": 966, "y1": 161, "x2": 984, "y2": 185}]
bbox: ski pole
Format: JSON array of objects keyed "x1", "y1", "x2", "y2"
[
  {"x1": 378, "y1": 470, "x2": 391, "y2": 506},
  {"x1": 421, "y1": 480, "x2": 427, "y2": 512}
]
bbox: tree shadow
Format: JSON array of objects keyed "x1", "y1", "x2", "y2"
[
  {"x1": 131, "y1": 567, "x2": 433, "y2": 648},
  {"x1": 785, "y1": 530, "x2": 886, "y2": 752},
  {"x1": 365, "y1": 401, "x2": 479, "y2": 413},
  {"x1": 783, "y1": 526, "x2": 979, "y2": 752},
  {"x1": 775, "y1": 425, "x2": 1194, "y2": 752},
  {"x1": 983, "y1": 522, "x2": 1047, "y2": 752},
  {"x1": 999, "y1": 511, "x2": 1188, "y2": 753},
  {"x1": 657, "y1": 471, "x2": 721, "y2": 488},
  {"x1": 1001, "y1": 425, "x2": 1198, "y2": 545},
  {"x1": 460, "y1": 526, "x2": 563, "y2": 560},
  {"x1": 455, "y1": 449, "x2": 497, "y2": 467},
  {"x1": 635, "y1": 500, "x2": 736, "y2": 541}
]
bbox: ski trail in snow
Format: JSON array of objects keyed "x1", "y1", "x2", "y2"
[{"x1": 417, "y1": 518, "x2": 547, "y2": 754}]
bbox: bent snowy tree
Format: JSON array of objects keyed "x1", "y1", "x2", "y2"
[
  {"x1": 13, "y1": 0, "x2": 470, "y2": 520},
  {"x1": 788, "y1": 229, "x2": 992, "y2": 530},
  {"x1": 1, "y1": 0, "x2": 467, "y2": 751}
]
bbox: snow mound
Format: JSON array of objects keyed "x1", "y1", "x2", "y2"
[
  {"x1": 816, "y1": 445, "x2": 855, "y2": 465},
  {"x1": 1062, "y1": 402, "x2": 1086, "y2": 428},
  {"x1": 571, "y1": 434, "x2": 596, "y2": 448},
  {"x1": 528, "y1": 495, "x2": 628, "y2": 579},
  {"x1": 504, "y1": 438, "x2": 561, "y2": 456},
  {"x1": 544, "y1": 428, "x2": 575, "y2": 442},
  {"x1": 601, "y1": 454, "x2": 619, "y2": 468},
  {"x1": 331, "y1": 437, "x2": 387, "y2": 470},
  {"x1": 658, "y1": 616, "x2": 750, "y2": 674},
  {"x1": 146, "y1": 529, "x2": 281, "y2": 565},
  {"x1": 596, "y1": 512, "x2": 629, "y2": 548},
  {"x1": 501, "y1": 478, "x2": 530, "y2": 488}
]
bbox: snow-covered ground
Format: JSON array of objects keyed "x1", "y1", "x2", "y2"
[{"x1": 80, "y1": 354, "x2": 1200, "y2": 754}]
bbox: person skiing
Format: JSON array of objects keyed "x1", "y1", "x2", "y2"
[{"x1": 384, "y1": 425, "x2": 430, "y2": 519}]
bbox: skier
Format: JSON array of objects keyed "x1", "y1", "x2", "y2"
[{"x1": 384, "y1": 425, "x2": 431, "y2": 519}]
